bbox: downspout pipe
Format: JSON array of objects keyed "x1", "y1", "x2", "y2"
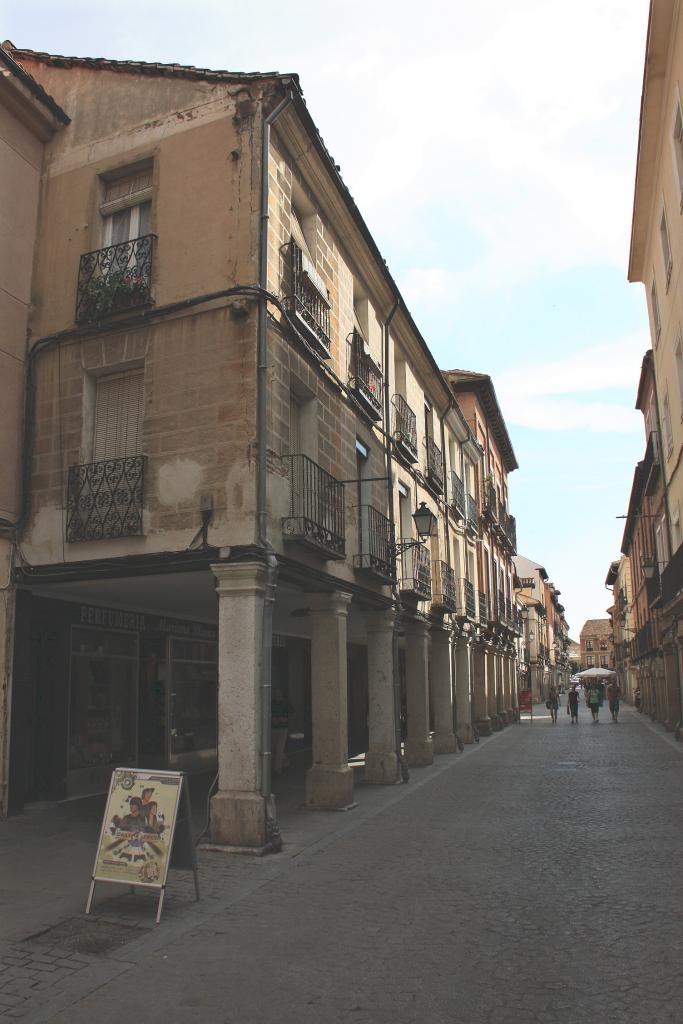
[
  {"x1": 257, "y1": 91, "x2": 293, "y2": 821},
  {"x1": 383, "y1": 297, "x2": 404, "y2": 781}
]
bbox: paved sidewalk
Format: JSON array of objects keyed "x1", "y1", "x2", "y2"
[{"x1": 3, "y1": 703, "x2": 683, "y2": 1023}]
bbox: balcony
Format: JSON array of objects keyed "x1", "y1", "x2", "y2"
[
  {"x1": 282, "y1": 454, "x2": 345, "y2": 559},
  {"x1": 66, "y1": 456, "x2": 145, "y2": 542},
  {"x1": 643, "y1": 430, "x2": 661, "y2": 496},
  {"x1": 483, "y1": 481, "x2": 498, "y2": 522},
  {"x1": 348, "y1": 331, "x2": 382, "y2": 421},
  {"x1": 399, "y1": 541, "x2": 432, "y2": 601},
  {"x1": 449, "y1": 472, "x2": 466, "y2": 521},
  {"x1": 76, "y1": 235, "x2": 154, "y2": 323},
  {"x1": 661, "y1": 542, "x2": 683, "y2": 607},
  {"x1": 466, "y1": 493, "x2": 479, "y2": 535},
  {"x1": 432, "y1": 560, "x2": 457, "y2": 612},
  {"x1": 455, "y1": 578, "x2": 477, "y2": 620},
  {"x1": 503, "y1": 513, "x2": 517, "y2": 554},
  {"x1": 645, "y1": 568, "x2": 662, "y2": 610},
  {"x1": 354, "y1": 505, "x2": 396, "y2": 583},
  {"x1": 282, "y1": 241, "x2": 332, "y2": 359},
  {"x1": 392, "y1": 395, "x2": 418, "y2": 463},
  {"x1": 425, "y1": 437, "x2": 444, "y2": 494},
  {"x1": 477, "y1": 589, "x2": 488, "y2": 624},
  {"x1": 633, "y1": 621, "x2": 656, "y2": 659}
]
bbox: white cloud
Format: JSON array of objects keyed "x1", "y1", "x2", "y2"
[{"x1": 495, "y1": 334, "x2": 646, "y2": 433}]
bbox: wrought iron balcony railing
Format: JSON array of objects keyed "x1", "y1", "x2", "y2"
[
  {"x1": 282, "y1": 241, "x2": 332, "y2": 359},
  {"x1": 460, "y1": 578, "x2": 477, "y2": 620},
  {"x1": 466, "y1": 493, "x2": 479, "y2": 534},
  {"x1": 661, "y1": 541, "x2": 683, "y2": 607},
  {"x1": 282, "y1": 454, "x2": 345, "y2": 559},
  {"x1": 66, "y1": 456, "x2": 145, "y2": 542},
  {"x1": 644, "y1": 430, "x2": 661, "y2": 497},
  {"x1": 633, "y1": 621, "x2": 657, "y2": 660},
  {"x1": 399, "y1": 540, "x2": 432, "y2": 600},
  {"x1": 477, "y1": 589, "x2": 488, "y2": 623},
  {"x1": 449, "y1": 472, "x2": 466, "y2": 520},
  {"x1": 348, "y1": 331, "x2": 383, "y2": 421},
  {"x1": 431, "y1": 560, "x2": 457, "y2": 611},
  {"x1": 483, "y1": 481, "x2": 498, "y2": 522},
  {"x1": 76, "y1": 235, "x2": 154, "y2": 323},
  {"x1": 392, "y1": 395, "x2": 418, "y2": 463},
  {"x1": 425, "y1": 437, "x2": 444, "y2": 493},
  {"x1": 505, "y1": 513, "x2": 517, "y2": 554},
  {"x1": 354, "y1": 505, "x2": 396, "y2": 583}
]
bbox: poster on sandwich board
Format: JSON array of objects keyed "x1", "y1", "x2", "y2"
[{"x1": 86, "y1": 768, "x2": 198, "y2": 923}]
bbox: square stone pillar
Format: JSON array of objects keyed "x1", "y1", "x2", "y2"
[
  {"x1": 210, "y1": 561, "x2": 270, "y2": 849},
  {"x1": 472, "y1": 642, "x2": 491, "y2": 736},
  {"x1": 496, "y1": 652, "x2": 507, "y2": 724},
  {"x1": 404, "y1": 617, "x2": 434, "y2": 766},
  {"x1": 430, "y1": 625, "x2": 456, "y2": 753},
  {"x1": 663, "y1": 642, "x2": 680, "y2": 731},
  {"x1": 487, "y1": 648, "x2": 501, "y2": 729},
  {"x1": 365, "y1": 609, "x2": 399, "y2": 784},
  {"x1": 510, "y1": 654, "x2": 519, "y2": 721},
  {"x1": 0, "y1": 541, "x2": 15, "y2": 817},
  {"x1": 454, "y1": 636, "x2": 474, "y2": 743},
  {"x1": 503, "y1": 653, "x2": 514, "y2": 722},
  {"x1": 305, "y1": 592, "x2": 354, "y2": 809}
]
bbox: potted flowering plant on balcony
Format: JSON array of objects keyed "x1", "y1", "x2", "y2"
[{"x1": 81, "y1": 267, "x2": 148, "y2": 321}]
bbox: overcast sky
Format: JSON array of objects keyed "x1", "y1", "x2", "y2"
[{"x1": 4, "y1": 0, "x2": 652, "y2": 634}]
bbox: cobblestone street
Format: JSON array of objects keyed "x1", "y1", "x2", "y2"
[{"x1": 2, "y1": 703, "x2": 683, "y2": 1023}]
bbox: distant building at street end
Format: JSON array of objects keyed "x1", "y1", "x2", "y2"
[
  {"x1": 605, "y1": 557, "x2": 637, "y2": 703},
  {"x1": 579, "y1": 620, "x2": 613, "y2": 672},
  {"x1": 628, "y1": 0, "x2": 683, "y2": 728},
  {"x1": 513, "y1": 554, "x2": 570, "y2": 701},
  {"x1": 567, "y1": 639, "x2": 581, "y2": 673}
]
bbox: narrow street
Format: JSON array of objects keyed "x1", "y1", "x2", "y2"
[{"x1": 2, "y1": 703, "x2": 682, "y2": 1023}]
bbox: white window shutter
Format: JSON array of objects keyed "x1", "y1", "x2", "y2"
[{"x1": 93, "y1": 370, "x2": 144, "y2": 460}]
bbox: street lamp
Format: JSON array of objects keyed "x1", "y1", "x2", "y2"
[
  {"x1": 393, "y1": 501, "x2": 437, "y2": 555},
  {"x1": 641, "y1": 557, "x2": 657, "y2": 580}
]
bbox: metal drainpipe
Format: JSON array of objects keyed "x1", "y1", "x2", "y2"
[
  {"x1": 257, "y1": 91, "x2": 293, "y2": 824},
  {"x1": 383, "y1": 297, "x2": 403, "y2": 780}
]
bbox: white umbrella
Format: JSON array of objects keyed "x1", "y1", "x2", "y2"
[{"x1": 576, "y1": 666, "x2": 616, "y2": 678}]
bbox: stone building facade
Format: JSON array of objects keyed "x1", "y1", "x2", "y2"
[
  {"x1": 618, "y1": 352, "x2": 680, "y2": 729},
  {"x1": 628, "y1": 0, "x2": 683, "y2": 728},
  {"x1": 605, "y1": 556, "x2": 636, "y2": 703},
  {"x1": 0, "y1": 44, "x2": 523, "y2": 844},
  {"x1": 578, "y1": 620, "x2": 613, "y2": 672},
  {"x1": 444, "y1": 372, "x2": 519, "y2": 735},
  {"x1": 0, "y1": 46, "x2": 68, "y2": 814}
]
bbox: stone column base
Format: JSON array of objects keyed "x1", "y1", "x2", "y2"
[
  {"x1": 364, "y1": 751, "x2": 400, "y2": 785},
  {"x1": 404, "y1": 737, "x2": 434, "y2": 766},
  {"x1": 305, "y1": 765, "x2": 354, "y2": 809},
  {"x1": 506, "y1": 706, "x2": 516, "y2": 723},
  {"x1": 433, "y1": 731, "x2": 458, "y2": 754},
  {"x1": 210, "y1": 790, "x2": 269, "y2": 849},
  {"x1": 459, "y1": 724, "x2": 475, "y2": 744},
  {"x1": 477, "y1": 716, "x2": 492, "y2": 736}
]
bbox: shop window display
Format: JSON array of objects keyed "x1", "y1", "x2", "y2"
[
  {"x1": 169, "y1": 638, "x2": 218, "y2": 770},
  {"x1": 69, "y1": 627, "x2": 138, "y2": 794}
]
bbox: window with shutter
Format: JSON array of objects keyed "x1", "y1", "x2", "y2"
[
  {"x1": 93, "y1": 370, "x2": 144, "y2": 461},
  {"x1": 101, "y1": 167, "x2": 153, "y2": 245}
]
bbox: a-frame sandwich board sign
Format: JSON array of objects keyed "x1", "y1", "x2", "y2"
[{"x1": 86, "y1": 768, "x2": 199, "y2": 924}]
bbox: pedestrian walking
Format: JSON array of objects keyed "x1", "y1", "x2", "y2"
[
  {"x1": 567, "y1": 684, "x2": 580, "y2": 724},
  {"x1": 587, "y1": 684, "x2": 601, "y2": 723},
  {"x1": 546, "y1": 683, "x2": 559, "y2": 724},
  {"x1": 606, "y1": 679, "x2": 621, "y2": 722}
]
